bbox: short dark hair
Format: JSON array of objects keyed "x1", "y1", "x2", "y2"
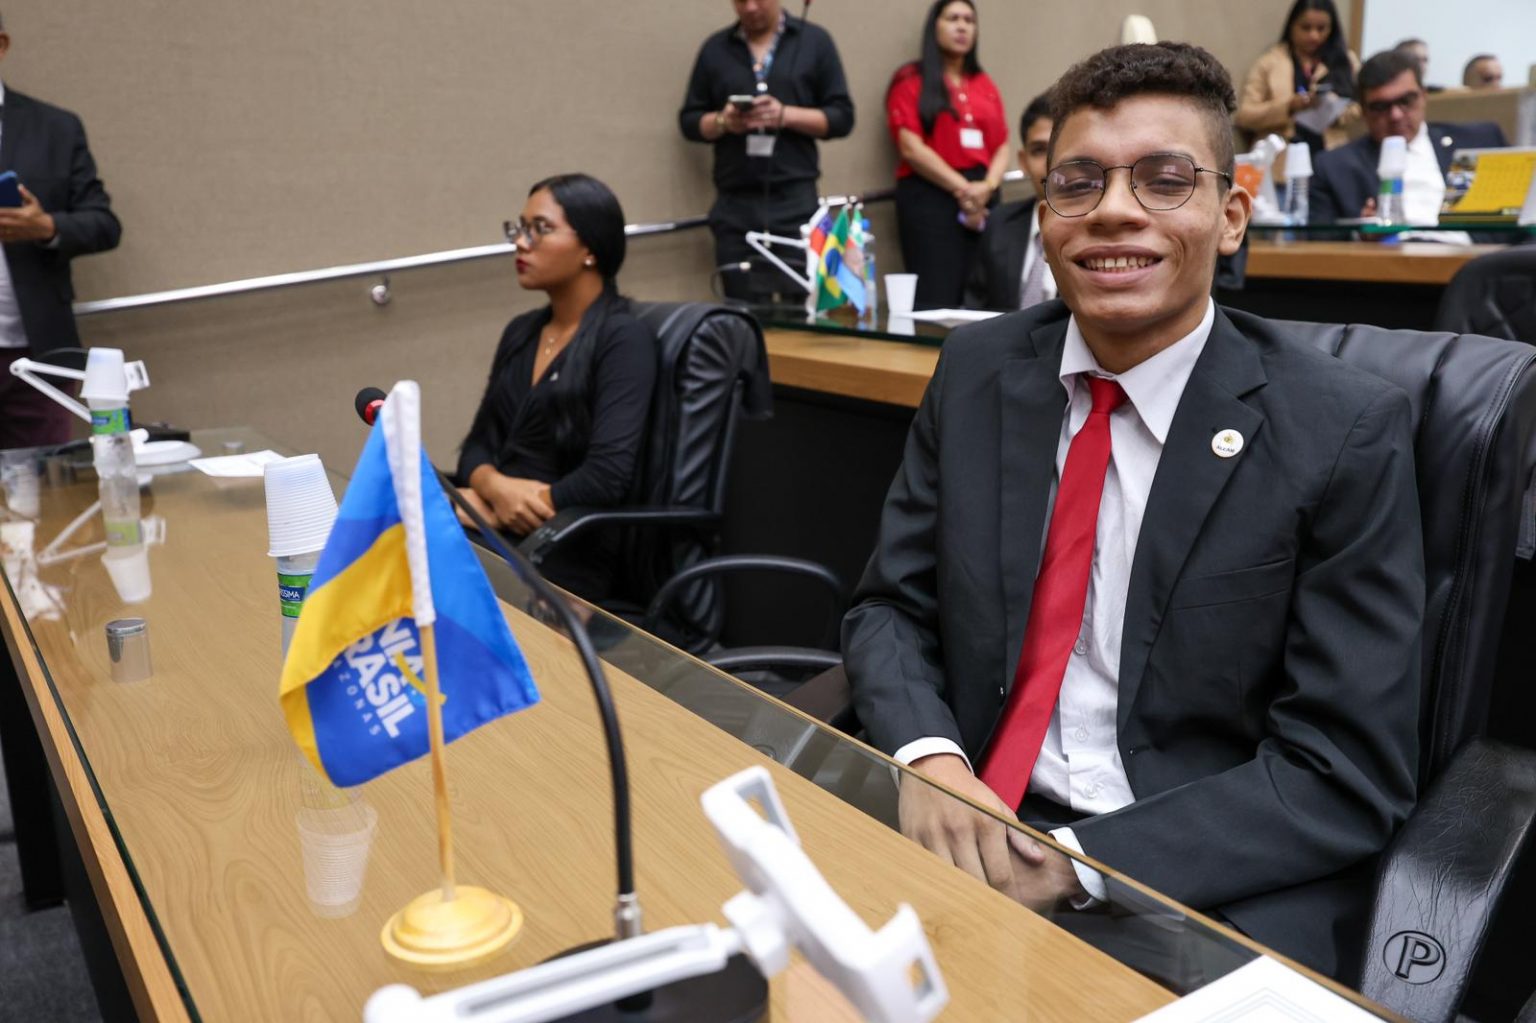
[
  {"x1": 1018, "y1": 92, "x2": 1051, "y2": 142},
  {"x1": 1358, "y1": 50, "x2": 1422, "y2": 96},
  {"x1": 1393, "y1": 37, "x2": 1426, "y2": 50},
  {"x1": 1047, "y1": 42, "x2": 1237, "y2": 174},
  {"x1": 1462, "y1": 54, "x2": 1498, "y2": 85}
]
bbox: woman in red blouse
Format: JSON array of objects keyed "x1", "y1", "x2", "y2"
[{"x1": 886, "y1": 0, "x2": 1009, "y2": 309}]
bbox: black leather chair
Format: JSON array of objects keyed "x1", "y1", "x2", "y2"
[
  {"x1": 1248, "y1": 313, "x2": 1536, "y2": 1022},
  {"x1": 1433, "y1": 246, "x2": 1536, "y2": 345},
  {"x1": 518, "y1": 301, "x2": 845, "y2": 677}
]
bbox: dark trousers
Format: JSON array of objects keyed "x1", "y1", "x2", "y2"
[
  {"x1": 895, "y1": 166, "x2": 994, "y2": 310},
  {"x1": 709, "y1": 182, "x2": 819, "y2": 304},
  {"x1": 0, "y1": 348, "x2": 76, "y2": 450}
]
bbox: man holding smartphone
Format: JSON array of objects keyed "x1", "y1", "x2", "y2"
[
  {"x1": 679, "y1": 0, "x2": 854, "y2": 303},
  {"x1": 0, "y1": 11, "x2": 121, "y2": 450}
]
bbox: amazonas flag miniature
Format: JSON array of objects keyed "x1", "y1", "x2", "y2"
[{"x1": 278, "y1": 381, "x2": 539, "y2": 786}]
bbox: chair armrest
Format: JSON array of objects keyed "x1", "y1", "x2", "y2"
[
  {"x1": 642, "y1": 554, "x2": 845, "y2": 646},
  {"x1": 706, "y1": 646, "x2": 844, "y2": 675},
  {"x1": 517, "y1": 505, "x2": 718, "y2": 563},
  {"x1": 1361, "y1": 738, "x2": 1536, "y2": 1023}
]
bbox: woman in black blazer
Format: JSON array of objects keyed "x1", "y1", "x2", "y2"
[{"x1": 456, "y1": 173, "x2": 657, "y2": 601}]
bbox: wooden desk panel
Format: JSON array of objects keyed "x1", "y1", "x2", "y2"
[
  {"x1": 765, "y1": 329, "x2": 937, "y2": 408},
  {"x1": 3, "y1": 468, "x2": 1179, "y2": 1021},
  {"x1": 1246, "y1": 241, "x2": 1501, "y2": 285}
]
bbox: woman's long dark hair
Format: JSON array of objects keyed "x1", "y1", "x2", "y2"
[
  {"x1": 467, "y1": 172, "x2": 630, "y2": 474},
  {"x1": 1279, "y1": 0, "x2": 1354, "y2": 99},
  {"x1": 913, "y1": 0, "x2": 982, "y2": 135}
]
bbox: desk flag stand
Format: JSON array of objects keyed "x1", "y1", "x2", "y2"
[
  {"x1": 277, "y1": 379, "x2": 542, "y2": 970},
  {"x1": 375, "y1": 383, "x2": 522, "y2": 968},
  {"x1": 379, "y1": 620, "x2": 524, "y2": 968}
]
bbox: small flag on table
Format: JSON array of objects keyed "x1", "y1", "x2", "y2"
[
  {"x1": 813, "y1": 206, "x2": 868, "y2": 315},
  {"x1": 278, "y1": 381, "x2": 539, "y2": 787}
]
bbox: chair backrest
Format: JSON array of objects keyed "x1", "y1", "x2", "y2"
[
  {"x1": 618, "y1": 302, "x2": 771, "y2": 619},
  {"x1": 1241, "y1": 310, "x2": 1536, "y2": 778},
  {"x1": 1433, "y1": 246, "x2": 1536, "y2": 345}
]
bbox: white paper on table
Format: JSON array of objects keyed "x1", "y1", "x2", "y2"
[
  {"x1": 902, "y1": 308, "x2": 1003, "y2": 327},
  {"x1": 1293, "y1": 92, "x2": 1351, "y2": 138},
  {"x1": 188, "y1": 450, "x2": 285, "y2": 478},
  {"x1": 1133, "y1": 956, "x2": 1381, "y2": 1022}
]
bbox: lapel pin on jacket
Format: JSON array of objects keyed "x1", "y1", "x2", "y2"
[{"x1": 1212, "y1": 429, "x2": 1244, "y2": 458}]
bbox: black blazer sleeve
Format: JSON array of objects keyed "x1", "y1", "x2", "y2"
[
  {"x1": 1075, "y1": 384, "x2": 1424, "y2": 911},
  {"x1": 812, "y1": 29, "x2": 855, "y2": 140},
  {"x1": 1308, "y1": 152, "x2": 1349, "y2": 225},
  {"x1": 548, "y1": 315, "x2": 657, "y2": 510},
  {"x1": 678, "y1": 40, "x2": 717, "y2": 143},
  {"x1": 841, "y1": 351, "x2": 966, "y2": 754},
  {"x1": 962, "y1": 226, "x2": 995, "y2": 311},
  {"x1": 50, "y1": 111, "x2": 120, "y2": 260}
]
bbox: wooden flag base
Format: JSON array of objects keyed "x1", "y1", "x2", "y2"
[{"x1": 381, "y1": 885, "x2": 523, "y2": 969}]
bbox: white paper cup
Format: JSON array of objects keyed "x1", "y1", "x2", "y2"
[
  {"x1": 1, "y1": 451, "x2": 40, "y2": 520},
  {"x1": 102, "y1": 544, "x2": 152, "y2": 604},
  {"x1": 264, "y1": 454, "x2": 337, "y2": 558},
  {"x1": 885, "y1": 274, "x2": 918, "y2": 315},
  {"x1": 296, "y1": 801, "x2": 378, "y2": 918}
]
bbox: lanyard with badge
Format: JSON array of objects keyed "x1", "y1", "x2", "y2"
[
  {"x1": 953, "y1": 76, "x2": 985, "y2": 152},
  {"x1": 746, "y1": 18, "x2": 784, "y2": 158}
]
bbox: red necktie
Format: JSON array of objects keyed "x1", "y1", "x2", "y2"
[{"x1": 979, "y1": 375, "x2": 1126, "y2": 809}]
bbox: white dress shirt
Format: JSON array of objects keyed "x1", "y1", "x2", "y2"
[
  {"x1": 0, "y1": 79, "x2": 29, "y2": 350},
  {"x1": 895, "y1": 299, "x2": 1216, "y2": 900},
  {"x1": 1401, "y1": 122, "x2": 1447, "y2": 227},
  {"x1": 1017, "y1": 213, "x2": 1057, "y2": 306}
]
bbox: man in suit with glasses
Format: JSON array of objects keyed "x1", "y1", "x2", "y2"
[{"x1": 845, "y1": 41, "x2": 1423, "y2": 983}]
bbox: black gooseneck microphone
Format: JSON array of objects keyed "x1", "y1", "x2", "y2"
[{"x1": 352, "y1": 388, "x2": 767, "y2": 1022}]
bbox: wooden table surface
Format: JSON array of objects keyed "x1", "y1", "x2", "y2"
[
  {"x1": 0, "y1": 443, "x2": 1201, "y2": 1022},
  {"x1": 1245, "y1": 240, "x2": 1502, "y2": 285}
]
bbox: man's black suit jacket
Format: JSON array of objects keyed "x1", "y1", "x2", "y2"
[
  {"x1": 962, "y1": 198, "x2": 1035, "y2": 312},
  {"x1": 1, "y1": 88, "x2": 121, "y2": 356},
  {"x1": 1309, "y1": 121, "x2": 1507, "y2": 224},
  {"x1": 842, "y1": 302, "x2": 1425, "y2": 979}
]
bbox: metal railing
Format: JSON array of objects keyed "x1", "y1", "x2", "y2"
[{"x1": 71, "y1": 170, "x2": 1025, "y2": 318}]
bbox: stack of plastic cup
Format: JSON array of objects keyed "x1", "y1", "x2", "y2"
[{"x1": 263, "y1": 455, "x2": 338, "y2": 658}]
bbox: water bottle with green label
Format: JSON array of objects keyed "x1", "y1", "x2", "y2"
[{"x1": 90, "y1": 402, "x2": 141, "y2": 548}]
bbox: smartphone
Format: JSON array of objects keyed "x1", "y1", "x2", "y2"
[
  {"x1": 728, "y1": 94, "x2": 756, "y2": 112},
  {"x1": 0, "y1": 171, "x2": 21, "y2": 208}
]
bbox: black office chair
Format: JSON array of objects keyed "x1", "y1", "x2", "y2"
[
  {"x1": 1433, "y1": 245, "x2": 1536, "y2": 344},
  {"x1": 1270, "y1": 312, "x2": 1536, "y2": 1023},
  {"x1": 518, "y1": 301, "x2": 846, "y2": 679}
]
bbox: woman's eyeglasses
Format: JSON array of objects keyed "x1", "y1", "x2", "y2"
[
  {"x1": 1041, "y1": 153, "x2": 1233, "y2": 218},
  {"x1": 503, "y1": 219, "x2": 571, "y2": 248}
]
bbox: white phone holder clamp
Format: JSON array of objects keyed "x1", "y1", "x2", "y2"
[
  {"x1": 9, "y1": 347, "x2": 150, "y2": 424},
  {"x1": 363, "y1": 766, "x2": 948, "y2": 1023}
]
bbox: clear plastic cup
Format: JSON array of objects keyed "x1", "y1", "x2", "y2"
[
  {"x1": 885, "y1": 273, "x2": 918, "y2": 315},
  {"x1": 296, "y1": 800, "x2": 378, "y2": 918}
]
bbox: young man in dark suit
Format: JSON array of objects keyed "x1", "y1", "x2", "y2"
[
  {"x1": 962, "y1": 92, "x2": 1053, "y2": 312},
  {"x1": 0, "y1": 13, "x2": 122, "y2": 450},
  {"x1": 1310, "y1": 49, "x2": 1506, "y2": 224},
  {"x1": 843, "y1": 41, "x2": 1424, "y2": 982}
]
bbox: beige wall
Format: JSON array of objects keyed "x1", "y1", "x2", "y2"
[
  {"x1": 7, "y1": 0, "x2": 1318, "y2": 468},
  {"x1": 9, "y1": 1, "x2": 1309, "y2": 300}
]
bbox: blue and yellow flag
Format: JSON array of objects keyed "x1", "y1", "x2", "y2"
[{"x1": 278, "y1": 383, "x2": 539, "y2": 786}]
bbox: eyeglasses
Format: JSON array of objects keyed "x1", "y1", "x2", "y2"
[
  {"x1": 1041, "y1": 153, "x2": 1233, "y2": 218},
  {"x1": 1363, "y1": 90, "x2": 1422, "y2": 116},
  {"x1": 503, "y1": 218, "x2": 571, "y2": 248}
]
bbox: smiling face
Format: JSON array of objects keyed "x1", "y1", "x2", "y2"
[
  {"x1": 934, "y1": 2, "x2": 976, "y2": 60},
  {"x1": 1040, "y1": 94, "x2": 1250, "y2": 369},
  {"x1": 511, "y1": 188, "x2": 593, "y2": 293}
]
